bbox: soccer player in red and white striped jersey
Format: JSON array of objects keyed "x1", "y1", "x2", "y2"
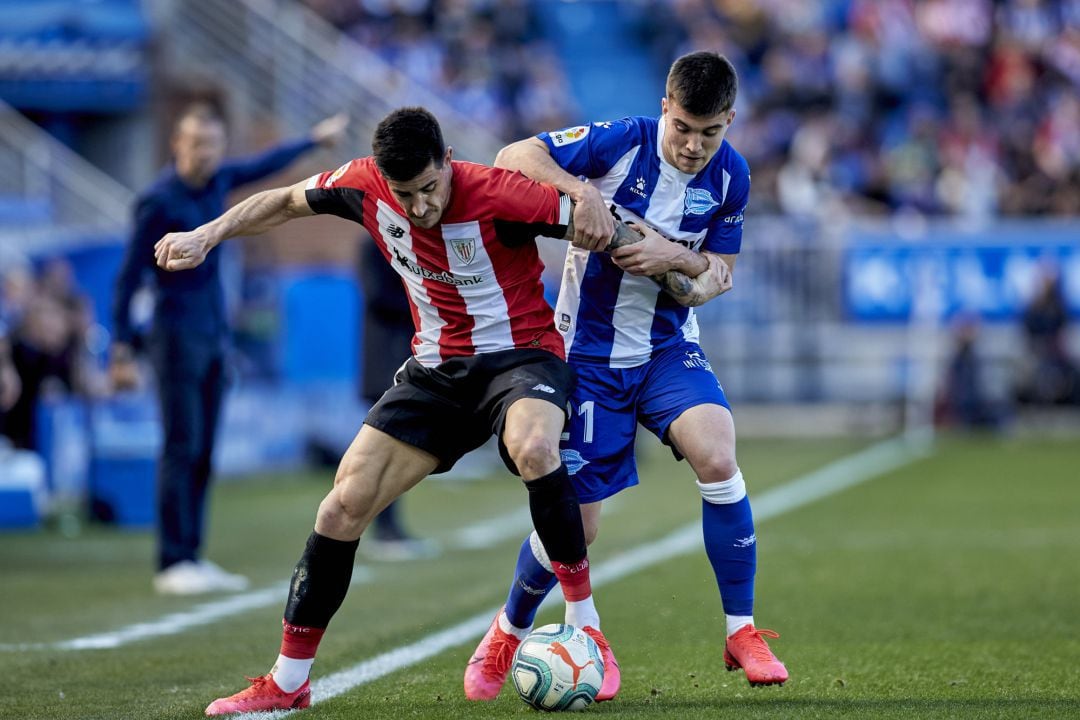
[
  {"x1": 155, "y1": 107, "x2": 611, "y2": 715},
  {"x1": 303, "y1": 151, "x2": 570, "y2": 366}
]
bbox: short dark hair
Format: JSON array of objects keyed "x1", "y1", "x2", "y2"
[
  {"x1": 666, "y1": 52, "x2": 738, "y2": 117},
  {"x1": 372, "y1": 107, "x2": 446, "y2": 182},
  {"x1": 174, "y1": 100, "x2": 227, "y2": 133}
]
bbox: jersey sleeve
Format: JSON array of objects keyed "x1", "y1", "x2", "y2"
[
  {"x1": 484, "y1": 165, "x2": 573, "y2": 247},
  {"x1": 702, "y1": 165, "x2": 750, "y2": 255},
  {"x1": 537, "y1": 118, "x2": 641, "y2": 179},
  {"x1": 303, "y1": 159, "x2": 369, "y2": 223},
  {"x1": 487, "y1": 166, "x2": 571, "y2": 226}
]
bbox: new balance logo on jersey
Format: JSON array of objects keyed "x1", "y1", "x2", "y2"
[
  {"x1": 734, "y1": 534, "x2": 757, "y2": 548},
  {"x1": 386, "y1": 224, "x2": 406, "y2": 239},
  {"x1": 684, "y1": 187, "x2": 719, "y2": 216},
  {"x1": 391, "y1": 247, "x2": 483, "y2": 286},
  {"x1": 531, "y1": 383, "x2": 555, "y2": 394}
]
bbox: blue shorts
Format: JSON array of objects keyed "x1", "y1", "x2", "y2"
[{"x1": 559, "y1": 341, "x2": 730, "y2": 503}]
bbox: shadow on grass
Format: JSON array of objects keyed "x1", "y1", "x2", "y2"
[{"x1": 586, "y1": 697, "x2": 1080, "y2": 718}]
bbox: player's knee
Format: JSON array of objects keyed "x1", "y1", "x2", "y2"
[
  {"x1": 320, "y1": 466, "x2": 379, "y2": 535},
  {"x1": 695, "y1": 452, "x2": 739, "y2": 485},
  {"x1": 506, "y1": 430, "x2": 560, "y2": 478}
]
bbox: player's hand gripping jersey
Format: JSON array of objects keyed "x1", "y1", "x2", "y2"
[
  {"x1": 306, "y1": 158, "x2": 572, "y2": 366},
  {"x1": 540, "y1": 118, "x2": 750, "y2": 368}
]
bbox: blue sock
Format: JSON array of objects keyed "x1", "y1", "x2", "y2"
[
  {"x1": 504, "y1": 533, "x2": 558, "y2": 629},
  {"x1": 700, "y1": 474, "x2": 756, "y2": 617}
]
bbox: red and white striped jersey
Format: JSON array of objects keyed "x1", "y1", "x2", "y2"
[{"x1": 305, "y1": 158, "x2": 572, "y2": 366}]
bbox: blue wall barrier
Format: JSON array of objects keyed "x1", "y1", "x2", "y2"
[{"x1": 844, "y1": 221, "x2": 1080, "y2": 322}]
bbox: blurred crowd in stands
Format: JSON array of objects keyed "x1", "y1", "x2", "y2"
[
  {"x1": 301, "y1": 0, "x2": 578, "y2": 139},
  {"x1": 0, "y1": 259, "x2": 105, "y2": 450},
  {"x1": 4, "y1": 0, "x2": 1080, "y2": 461},
  {"x1": 303, "y1": 0, "x2": 1079, "y2": 220},
  {"x1": 645, "y1": 0, "x2": 1080, "y2": 220}
]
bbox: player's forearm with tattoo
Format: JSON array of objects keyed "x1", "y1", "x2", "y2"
[
  {"x1": 604, "y1": 221, "x2": 733, "y2": 306},
  {"x1": 667, "y1": 251, "x2": 734, "y2": 307}
]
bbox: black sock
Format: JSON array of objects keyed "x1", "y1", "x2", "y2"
[
  {"x1": 283, "y1": 531, "x2": 360, "y2": 628},
  {"x1": 524, "y1": 465, "x2": 586, "y2": 564}
]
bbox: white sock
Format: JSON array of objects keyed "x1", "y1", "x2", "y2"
[
  {"x1": 529, "y1": 531, "x2": 553, "y2": 572},
  {"x1": 271, "y1": 655, "x2": 314, "y2": 693},
  {"x1": 727, "y1": 615, "x2": 754, "y2": 637},
  {"x1": 498, "y1": 611, "x2": 531, "y2": 639},
  {"x1": 565, "y1": 597, "x2": 600, "y2": 630}
]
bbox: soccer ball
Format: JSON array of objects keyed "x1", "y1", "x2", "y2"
[{"x1": 511, "y1": 624, "x2": 605, "y2": 711}]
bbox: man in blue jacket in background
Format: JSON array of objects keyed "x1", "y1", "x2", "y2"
[{"x1": 110, "y1": 100, "x2": 347, "y2": 595}]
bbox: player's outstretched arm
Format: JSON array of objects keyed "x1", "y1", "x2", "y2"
[{"x1": 155, "y1": 180, "x2": 313, "y2": 271}]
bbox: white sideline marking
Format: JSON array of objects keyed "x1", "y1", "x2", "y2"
[
  {"x1": 58, "y1": 583, "x2": 292, "y2": 650},
  {"x1": 0, "y1": 568, "x2": 374, "y2": 652},
  {"x1": 448, "y1": 497, "x2": 623, "y2": 550},
  {"x1": 448, "y1": 506, "x2": 533, "y2": 550},
  {"x1": 240, "y1": 435, "x2": 931, "y2": 718}
]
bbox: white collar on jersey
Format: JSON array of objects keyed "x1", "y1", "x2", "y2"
[{"x1": 656, "y1": 116, "x2": 706, "y2": 182}]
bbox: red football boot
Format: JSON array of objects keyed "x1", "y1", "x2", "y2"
[
  {"x1": 464, "y1": 608, "x2": 522, "y2": 700},
  {"x1": 723, "y1": 625, "x2": 788, "y2": 687},
  {"x1": 581, "y1": 626, "x2": 621, "y2": 701},
  {"x1": 204, "y1": 674, "x2": 311, "y2": 715}
]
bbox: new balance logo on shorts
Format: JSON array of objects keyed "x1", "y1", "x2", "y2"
[{"x1": 532, "y1": 383, "x2": 555, "y2": 394}]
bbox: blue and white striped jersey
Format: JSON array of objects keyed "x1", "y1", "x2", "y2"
[{"x1": 539, "y1": 116, "x2": 749, "y2": 368}]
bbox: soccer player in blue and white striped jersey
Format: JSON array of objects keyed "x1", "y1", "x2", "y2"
[{"x1": 464, "y1": 52, "x2": 788, "y2": 703}]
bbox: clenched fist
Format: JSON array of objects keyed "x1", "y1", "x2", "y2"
[{"x1": 155, "y1": 229, "x2": 213, "y2": 271}]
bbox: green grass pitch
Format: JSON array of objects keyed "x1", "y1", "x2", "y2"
[{"x1": 2, "y1": 434, "x2": 1078, "y2": 719}]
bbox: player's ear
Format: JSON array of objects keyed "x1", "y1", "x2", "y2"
[
  {"x1": 443, "y1": 146, "x2": 454, "y2": 165},
  {"x1": 661, "y1": 97, "x2": 668, "y2": 116}
]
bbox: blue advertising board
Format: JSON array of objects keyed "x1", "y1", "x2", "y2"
[{"x1": 844, "y1": 221, "x2": 1080, "y2": 322}]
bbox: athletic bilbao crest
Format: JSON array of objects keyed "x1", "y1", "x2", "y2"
[{"x1": 450, "y1": 237, "x2": 477, "y2": 264}]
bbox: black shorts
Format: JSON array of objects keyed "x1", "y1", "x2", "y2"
[{"x1": 364, "y1": 348, "x2": 575, "y2": 475}]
